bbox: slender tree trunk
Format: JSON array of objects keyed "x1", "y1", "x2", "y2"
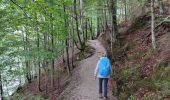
[
  {"x1": 0, "y1": 73, "x2": 3, "y2": 100},
  {"x1": 85, "y1": 19, "x2": 88, "y2": 40},
  {"x1": 25, "y1": 33, "x2": 31, "y2": 83},
  {"x1": 79, "y1": 0, "x2": 84, "y2": 42},
  {"x1": 111, "y1": 0, "x2": 118, "y2": 41},
  {"x1": 72, "y1": 29, "x2": 75, "y2": 69},
  {"x1": 104, "y1": 9, "x2": 108, "y2": 29},
  {"x1": 51, "y1": 34, "x2": 55, "y2": 88},
  {"x1": 158, "y1": 0, "x2": 164, "y2": 15},
  {"x1": 97, "y1": 17, "x2": 100, "y2": 37},
  {"x1": 43, "y1": 32, "x2": 48, "y2": 94},
  {"x1": 74, "y1": 0, "x2": 83, "y2": 48},
  {"x1": 110, "y1": 0, "x2": 117, "y2": 51},
  {"x1": 70, "y1": 6, "x2": 75, "y2": 69},
  {"x1": 124, "y1": 0, "x2": 127, "y2": 21},
  {"x1": 89, "y1": 18, "x2": 93, "y2": 40},
  {"x1": 151, "y1": 0, "x2": 156, "y2": 49},
  {"x1": 49, "y1": 13, "x2": 55, "y2": 88},
  {"x1": 64, "y1": 5, "x2": 70, "y2": 75},
  {"x1": 37, "y1": 32, "x2": 41, "y2": 91},
  {"x1": 65, "y1": 39, "x2": 70, "y2": 75}
]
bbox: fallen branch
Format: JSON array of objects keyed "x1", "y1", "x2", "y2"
[{"x1": 154, "y1": 15, "x2": 170, "y2": 29}]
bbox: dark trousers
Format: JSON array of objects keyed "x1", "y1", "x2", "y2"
[{"x1": 99, "y1": 78, "x2": 108, "y2": 97}]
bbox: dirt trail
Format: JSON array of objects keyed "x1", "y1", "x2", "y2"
[{"x1": 58, "y1": 40, "x2": 117, "y2": 100}]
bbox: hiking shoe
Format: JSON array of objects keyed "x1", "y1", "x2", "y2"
[
  {"x1": 104, "y1": 97, "x2": 108, "y2": 100},
  {"x1": 99, "y1": 93, "x2": 103, "y2": 98}
]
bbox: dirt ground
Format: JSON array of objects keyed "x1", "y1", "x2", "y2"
[{"x1": 57, "y1": 40, "x2": 117, "y2": 100}]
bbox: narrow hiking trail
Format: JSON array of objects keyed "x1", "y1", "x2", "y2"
[{"x1": 58, "y1": 40, "x2": 117, "y2": 100}]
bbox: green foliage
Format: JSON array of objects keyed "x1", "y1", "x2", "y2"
[
  {"x1": 114, "y1": 58, "x2": 170, "y2": 99},
  {"x1": 0, "y1": 0, "x2": 100, "y2": 98},
  {"x1": 113, "y1": 64, "x2": 140, "y2": 99},
  {"x1": 128, "y1": 95, "x2": 136, "y2": 100},
  {"x1": 129, "y1": 50, "x2": 145, "y2": 61},
  {"x1": 126, "y1": 42, "x2": 136, "y2": 51},
  {"x1": 8, "y1": 93, "x2": 45, "y2": 100}
]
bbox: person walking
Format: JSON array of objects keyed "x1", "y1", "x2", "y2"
[{"x1": 94, "y1": 51, "x2": 112, "y2": 100}]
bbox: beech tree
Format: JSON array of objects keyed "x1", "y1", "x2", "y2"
[
  {"x1": 158, "y1": 0, "x2": 164, "y2": 15},
  {"x1": 151, "y1": 0, "x2": 156, "y2": 49}
]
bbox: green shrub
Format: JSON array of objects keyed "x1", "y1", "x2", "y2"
[
  {"x1": 128, "y1": 95, "x2": 136, "y2": 100},
  {"x1": 126, "y1": 42, "x2": 136, "y2": 51}
]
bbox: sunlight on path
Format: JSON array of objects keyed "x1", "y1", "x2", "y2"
[{"x1": 58, "y1": 40, "x2": 117, "y2": 100}]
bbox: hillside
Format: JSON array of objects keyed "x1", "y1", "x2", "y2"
[{"x1": 107, "y1": 5, "x2": 170, "y2": 100}]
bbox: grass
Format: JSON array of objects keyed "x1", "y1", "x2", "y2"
[
  {"x1": 10, "y1": 93, "x2": 45, "y2": 100},
  {"x1": 76, "y1": 46, "x2": 95, "y2": 61},
  {"x1": 126, "y1": 42, "x2": 136, "y2": 51},
  {"x1": 112, "y1": 44, "x2": 170, "y2": 99}
]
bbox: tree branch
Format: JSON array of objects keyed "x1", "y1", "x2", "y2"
[{"x1": 10, "y1": 0, "x2": 28, "y2": 16}]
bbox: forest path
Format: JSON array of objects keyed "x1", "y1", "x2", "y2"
[{"x1": 58, "y1": 40, "x2": 117, "y2": 100}]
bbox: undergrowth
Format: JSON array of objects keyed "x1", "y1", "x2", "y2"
[{"x1": 112, "y1": 43, "x2": 170, "y2": 99}]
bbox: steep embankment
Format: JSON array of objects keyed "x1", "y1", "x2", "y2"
[{"x1": 110, "y1": 7, "x2": 170, "y2": 99}]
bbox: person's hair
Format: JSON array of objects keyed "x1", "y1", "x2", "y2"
[{"x1": 102, "y1": 51, "x2": 107, "y2": 57}]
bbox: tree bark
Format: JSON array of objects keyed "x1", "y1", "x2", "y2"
[
  {"x1": 51, "y1": 34, "x2": 55, "y2": 88},
  {"x1": 79, "y1": 0, "x2": 84, "y2": 42},
  {"x1": 111, "y1": 0, "x2": 118, "y2": 42},
  {"x1": 151, "y1": 0, "x2": 156, "y2": 49},
  {"x1": 0, "y1": 73, "x2": 3, "y2": 100},
  {"x1": 71, "y1": 25, "x2": 75, "y2": 69},
  {"x1": 43, "y1": 32, "x2": 48, "y2": 94},
  {"x1": 50, "y1": 13, "x2": 55, "y2": 88},
  {"x1": 37, "y1": 32, "x2": 41, "y2": 91},
  {"x1": 97, "y1": 17, "x2": 100, "y2": 37},
  {"x1": 64, "y1": 5, "x2": 70, "y2": 75},
  {"x1": 85, "y1": 19, "x2": 88, "y2": 41},
  {"x1": 74, "y1": 0, "x2": 83, "y2": 48},
  {"x1": 124, "y1": 0, "x2": 127, "y2": 21},
  {"x1": 25, "y1": 33, "x2": 32, "y2": 83},
  {"x1": 65, "y1": 39, "x2": 70, "y2": 75},
  {"x1": 89, "y1": 18, "x2": 93, "y2": 40},
  {"x1": 158, "y1": 0, "x2": 164, "y2": 15}
]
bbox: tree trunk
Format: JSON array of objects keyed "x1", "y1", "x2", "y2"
[
  {"x1": 104, "y1": 9, "x2": 108, "y2": 29},
  {"x1": 72, "y1": 30, "x2": 75, "y2": 69},
  {"x1": 37, "y1": 32, "x2": 41, "y2": 91},
  {"x1": 50, "y1": 13, "x2": 55, "y2": 88},
  {"x1": 51, "y1": 33, "x2": 55, "y2": 88},
  {"x1": 70, "y1": 6, "x2": 75, "y2": 69},
  {"x1": 89, "y1": 18, "x2": 93, "y2": 40},
  {"x1": 124, "y1": 0, "x2": 127, "y2": 21},
  {"x1": 151, "y1": 0, "x2": 156, "y2": 49},
  {"x1": 85, "y1": 19, "x2": 88, "y2": 41},
  {"x1": 110, "y1": 0, "x2": 118, "y2": 51},
  {"x1": 97, "y1": 17, "x2": 100, "y2": 37},
  {"x1": 25, "y1": 33, "x2": 32, "y2": 83},
  {"x1": 64, "y1": 5, "x2": 70, "y2": 75},
  {"x1": 158, "y1": 0, "x2": 164, "y2": 15},
  {"x1": 79, "y1": 0, "x2": 84, "y2": 42},
  {"x1": 0, "y1": 73, "x2": 3, "y2": 100},
  {"x1": 74, "y1": 0, "x2": 83, "y2": 48},
  {"x1": 111, "y1": 0, "x2": 118, "y2": 42},
  {"x1": 43, "y1": 32, "x2": 48, "y2": 94},
  {"x1": 65, "y1": 39, "x2": 70, "y2": 75}
]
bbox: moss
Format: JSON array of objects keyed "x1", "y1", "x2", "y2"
[
  {"x1": 158, "y1": 60, "x2": 169, "y2": 68},
  {"x1": 126, "y1": 42, "x2": 136, "y2": 51},
  {"x1": 129, "y1": 50, "x2": 146, "y2": 61},
  {"x1": 76, "y1": 46, "x2": 95, "y2": 61},
  {"x1": 113, "y1": 65, "x2": 141, "y2": 98},
  {"x1": 128, "y1": 95, "x2": 136, "y2": 100}
]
